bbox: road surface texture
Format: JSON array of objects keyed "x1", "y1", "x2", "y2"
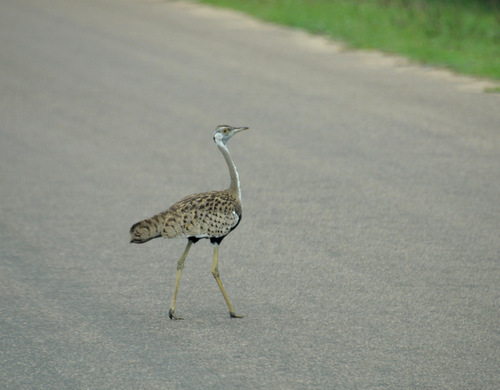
[{"x1": 1, "y1": 0, "x2": 499, "y2": 388}]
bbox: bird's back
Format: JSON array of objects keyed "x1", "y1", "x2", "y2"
[{"x1": 130, "y1": 190, "x2": 241, "y2": 244}]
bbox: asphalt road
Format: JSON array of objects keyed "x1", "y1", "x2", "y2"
[{"x1": 1, "y1": 0, "x2": 499, "y2": 388}]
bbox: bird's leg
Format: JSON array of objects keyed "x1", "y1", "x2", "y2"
[
  {"x1": 169, "y1": 240, "x2": 193, "y2": 320},
  {"x1": 211, "y1": 243, "x2": 243, "y2": 318}
]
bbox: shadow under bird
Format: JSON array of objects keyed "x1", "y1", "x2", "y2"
[{"x1": 129, "y1": 125, "x2": 248, "y2": 319}]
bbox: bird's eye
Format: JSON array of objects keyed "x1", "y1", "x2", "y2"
[{"x1": 223, "y1": 128, "x2": 229, "y2": 133}]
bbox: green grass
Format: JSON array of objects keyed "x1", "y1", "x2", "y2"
[{"x1": 195, "y1": 0, "x2": 500, "y2": 80}]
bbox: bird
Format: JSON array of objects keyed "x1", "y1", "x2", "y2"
[{"x1": 129, "y1": 125, "x2": 248, "y2": 319}]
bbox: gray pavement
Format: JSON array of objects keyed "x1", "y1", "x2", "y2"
[{"x1": 1, "y1": 0, "x2": 499, "y2": 388}]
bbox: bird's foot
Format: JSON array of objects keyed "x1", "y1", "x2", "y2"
[
  {"x1": 169, "y1": 308, "x2": 184, "y2": 320},
  {"x1": 230, "y1": 311, "x2": 244, "y2": 318}
]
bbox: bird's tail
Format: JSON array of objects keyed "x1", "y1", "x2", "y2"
[
  {"x1": 129, "y1": 210, "x2": 182, "y2": 244},
  {"x1": 129, "y1": 212, "x2": 165, "y2": 243}
]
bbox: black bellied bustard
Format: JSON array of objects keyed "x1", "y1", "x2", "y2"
[{"x1": 129, "y1": 125, "x2": 248, "y2": 319}]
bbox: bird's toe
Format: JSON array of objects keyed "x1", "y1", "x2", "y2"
[{"x1": 169, "y1": 309, "x2": 184, "y2": 320}]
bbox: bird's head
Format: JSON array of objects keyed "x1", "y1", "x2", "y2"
[{"x1": 213, "y1": 125, "x2": 249, "y2": 145}]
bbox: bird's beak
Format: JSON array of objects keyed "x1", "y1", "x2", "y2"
[{"x1": 233, "y1": 126, "x2": 249, "y2": 134}]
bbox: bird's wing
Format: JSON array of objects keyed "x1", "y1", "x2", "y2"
[{"x1": 166, "y1": 191, "x2": 241, "y2": 239}]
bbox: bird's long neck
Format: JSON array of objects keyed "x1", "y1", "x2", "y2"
[{"x1": 217, "y1": 141, "x2": 241, "y2": 200}]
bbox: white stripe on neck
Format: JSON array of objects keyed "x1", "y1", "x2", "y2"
[{"x1": 216, "y1": 139, "x2": 241, "y2": 200}]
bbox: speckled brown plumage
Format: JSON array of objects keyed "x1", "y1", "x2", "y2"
[{"x1": 129, "y1": 190, "x2": 241, "y2": 244}]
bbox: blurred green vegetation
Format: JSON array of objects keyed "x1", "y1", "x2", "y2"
[{"x1": 195, "y1": 0, "x2": 500, "y2": 79}]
